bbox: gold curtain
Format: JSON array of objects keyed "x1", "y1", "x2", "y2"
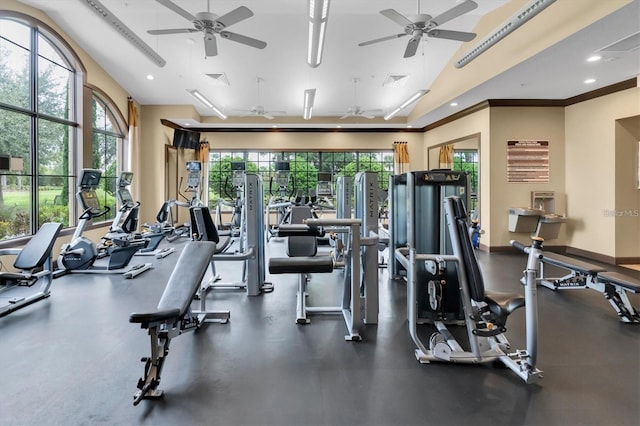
[
  {"x1": 439, "y1": 144, "x2": 454, "y2": 169},
  {"x1": 127, "y1": 97, "x2": 139, "y2": 200},
  {"x1": 197, "y1": 140, "x2": 210, "y2": 205},
  {"x1": 393, "y1": 141, "x2": 409, "y2": 174}
]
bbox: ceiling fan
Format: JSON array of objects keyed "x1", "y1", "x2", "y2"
[
  {"x1": 358, "y1": 0, "x2": 478, "y2": 58},
  {"x1": 336, "y1": 78, "x2": 383, "y2": 119},
  {"x1": 148, "y1": 0, "x2": 267, "y2": 57},
  {"x1": 234, "y1": 78, "x2": 286, "y2": 120}
]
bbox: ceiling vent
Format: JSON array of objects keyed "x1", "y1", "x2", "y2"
[
  {"x1": 597, "y1": 31, "x2": 640, "y2": 52},
  {"x1": 383, "y1": 74, "x2": 409, "y2": 87},
  {"x1": 206, "y1": 73, "x2": 230, "y2": 86}
]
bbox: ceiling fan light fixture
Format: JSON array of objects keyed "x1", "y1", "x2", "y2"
[
  {"x1": 187, "y1": 89, "x2": 227, "y2": 120},
  {"x1": 384, "y1": 89, "x2": 428, "y2": 120},
  {"x1": 455, "y1": 0, "x2": 557, "y2": 68},
  {"x1": 307, "y1": 0, "x2": 330, "y2": 67},
  {"x1": 303, "y1": 89, "x2": 316, "y2": 120}
]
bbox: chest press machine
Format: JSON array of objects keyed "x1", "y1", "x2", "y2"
[
  {"x1": 396, "y1": 196, "x2": 543, "y2": 383},
  {"x1": 129, "y1": 241, "x2": 230, "y2": 405}
]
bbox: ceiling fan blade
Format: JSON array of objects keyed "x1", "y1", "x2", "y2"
[
  {"x1": 403, "y1": 36, "x2": 421, "y2": 58},
  {"x1": 358, "y1": 33, "x2": 407, "y2": 47},
  {"x1": 216, "y1": 6, "x2": 254, "y2": 28},
  {"x1": 204, "y1": 34, "x2": 218, "y2": 56},
  {"x1": 427, "y1": 29, "x2": 476, "y2": 42},
  {"x1": 380, "y1": 9, "x2": 414, "y2": 28},
  {"x1": 339, "y1": 114, "x2": 353, "y2": 119},
  {"x1": 156, "y1": 0, "x2": 197, "y2": 22},
  {"x1": 219, "y1": 31, "x2": 267, "y2": 49},
  {"x1": 361, "y1": 114, "x2": 376, "y2": 119},
  {"x1": 147, "y1": 28, "x2": 197, "y2": 35},
  {"x1": 430, "y1": 0, "x2": 478, "y2": 27}
]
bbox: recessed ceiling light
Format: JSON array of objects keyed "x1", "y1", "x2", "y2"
[
  {"x1": 336, "y1": 125, "x2": 341, "y2": 128},
  {"x1": 450, "y1": 102, "x2": 458, "y2": 107},
  {"x1": 272, "y1": 125, "x2": 277, "y2": 128},
  {"x1": 587, "y1": 54, "x2": 602, "y2": 62},
  {"x1": 584, "y1": 78, "x2": 596, "y2": 84},
  {"x1": 407, "y1": 125, "x2": 413, "y2": 128},
  {"x1": 146, "y1": 74, "x2": 154, "y2": 80}
]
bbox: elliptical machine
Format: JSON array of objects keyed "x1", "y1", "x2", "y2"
[
  {"x1": 56, "y1": 169, "x2": 153, "y2": 279},
  {"x1": 106, "y1": 172, "x2": 174, "y2": 259}
]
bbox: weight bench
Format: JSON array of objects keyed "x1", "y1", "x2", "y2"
[
  {"x1": 537, "y1": 252, "x2": 640, "y2": 323},
  {"x1": 129, "y1": 241, "x2": 230, "y2": 405},
  {"x1": 0, "y1": 222, "x2": 62, "y2": 317}
]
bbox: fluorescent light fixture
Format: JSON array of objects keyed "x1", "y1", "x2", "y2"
[
  {"x1": 303, "y1": 88, "x2": 316, "y2": 120},
  {"x1": 455, "y1": 0, "x2": 557, "y2": 68},
  {"x1": 187, "y1": 89, "x2": 227, "y2": 120},
  {"x1": 384, "y1": 90, "x2": 429, "y2": 120},
  {"x1": 81, "y1": 0, "x2": 166, "y2": 67},
  {"x1": 307, "y1": 0, "x2": 330, "y2": 68}
]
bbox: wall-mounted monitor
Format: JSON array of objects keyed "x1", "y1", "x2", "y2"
[{"x1": 172, "y1": 129, "x2": 201, "y2": 149}]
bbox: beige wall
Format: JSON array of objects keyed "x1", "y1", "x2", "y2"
[
  {"x1": 489, "y1": 107, "x2": 566, "y2": 247},
  {"x1": 565, "y1": 88, "x2": 640, "y2": 260}
]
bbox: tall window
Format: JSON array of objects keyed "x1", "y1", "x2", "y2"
[
  {"x1": 208, "y1": 150, "x2": 394, "y2": 208},
  {"x1": 92, "y1": 94, "x2": 125, "y2": 222},
  {"x1": 453, "y1": 149, "x2": 479, "y2": 212},
  {"x1": 0, "y1": 16, "x2": 78, "y2": 240}
]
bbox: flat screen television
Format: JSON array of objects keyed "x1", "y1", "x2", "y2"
[{"x1": 172, "y1": 129, "x2": 201, "y2": 149}]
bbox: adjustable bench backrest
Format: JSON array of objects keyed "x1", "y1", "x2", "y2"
[
  {"x1": 14, "y1": 222, "x2": 63, "y2": 271},
  {"x1": 190, "y1": 206, "x2": 221, "y2": 244},
  {"x1": 287, "y1": 206, "x2": 316, "y2": 257},
  {"x1": 157, "y1": 241, "x2": 217, "y2": 315},
  {"x1": 446, "y1": 197, "x2": 486, "y2": 303}
]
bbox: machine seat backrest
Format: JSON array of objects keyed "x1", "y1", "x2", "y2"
[
  {"x1": 13, "y1": 222, "x2": 63, "y2": 270},
  {"x1": 448, "y1": 197, "x2": 486, "y2": 303},
  {"x1": 122, "y1": 206, "x2": 140, "y2": 234},
  {"x1": 190, "y1": 206, "x2": 221, "y2": 244},
  {"x1": 287, "y1": 206, "x2": 316, "y2": 257}
]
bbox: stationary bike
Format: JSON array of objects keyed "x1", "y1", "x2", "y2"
[{"x1": 55, "y1": 169, "x2": 153, "y2": 279}]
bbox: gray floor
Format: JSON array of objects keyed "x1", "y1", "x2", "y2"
[{"x1": 1, "y1": 236, "x2": 639, "y2": 426}]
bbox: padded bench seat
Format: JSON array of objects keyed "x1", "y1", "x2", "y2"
[
  {"x1": 130, "y1": 241, "x2": 217, "y2": 325},
  {"x1": 597, "y1": 272, "x2": 640, "y2": 293},
  {"x1": 541, "y1": 253, "x2": 607, "y2": 275},
  {"x1": 269, "y1": 256, "x2": 334, "y2": 274}
]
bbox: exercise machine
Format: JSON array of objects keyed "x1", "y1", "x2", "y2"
[
  {"x1": 0, "y1": 222, "x2": 62, "y2": 317},
  {"x1": 530, "y1": 251, "x2": 640, "y2": 323},
  {"x1": 107, "y1": 172, "x2": 174, "y2": 259},
  {"x1": 198, "y1": 172, "x2": 273, "y2": 296},
  {"x1": 56, "y1": 169, "x2": 153, "y2": 279},
  {"x1": 129, "y1": 241, "x2": 230, "y2": 405},
  {"x1": 215, "y1": 161, "x2": 245, "y2": 237},
  {"x1": 390, "y1": 170, "x2": 470, "y2": 323},
  {"x1": 269, "y1": 203, "x2": 379, "y2": 341},
  {"x1": 266, "y1": 161, "x2": 293, "y2": 241},
  {"x1": 395, "y1": 196, "x2": 543, "y2": 383}
]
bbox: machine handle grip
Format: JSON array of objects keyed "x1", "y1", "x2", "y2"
[{"x1": 510, "y1": 240, "x2": 528, "y2": 253}]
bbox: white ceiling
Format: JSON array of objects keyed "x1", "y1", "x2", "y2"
[{"x1": 14, "y1": 0, "x2": 640, "y2": 129}]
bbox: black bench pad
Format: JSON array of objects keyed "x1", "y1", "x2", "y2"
[
  {"x1": 541, "y1": 253, "x2": 607, "y2": 275},
  {"x1": 129, "y1": 241, "x2": 217, "y2": 324},
  {"x1": 597, "y1": 272, "x2": 640, "y2": 293},
  {"x1": 269, "y1": 256, "x2": 334, "y2": 274}
]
